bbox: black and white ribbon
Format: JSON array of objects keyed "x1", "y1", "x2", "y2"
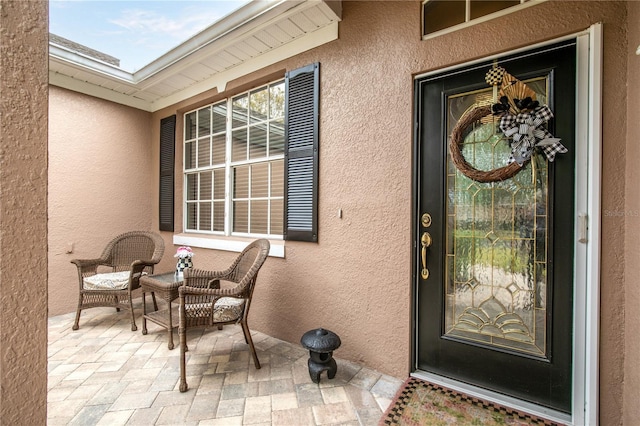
[{"x1": 499, "y1": 105, "x2": 567, "y2": 166}]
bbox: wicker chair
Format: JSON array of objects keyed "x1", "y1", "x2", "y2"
[
  {"x1": 178, "y1": 239, "x2": 270, "y2": 392},
  {"x1": 71, "y1": 231, "x2": 165, "y2": 331}
]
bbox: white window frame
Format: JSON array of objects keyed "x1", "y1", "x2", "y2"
[{"x1": 182, "y1": 80, "x2": 285, "y2": 240}]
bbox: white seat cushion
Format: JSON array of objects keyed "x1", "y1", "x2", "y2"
[{"x1": 83, "y1": 271, "x2": 130, "y2": 290}]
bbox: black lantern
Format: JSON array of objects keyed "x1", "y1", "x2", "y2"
[{"x1": 300, "y1": 328, "x2": 341, "y2": 384}]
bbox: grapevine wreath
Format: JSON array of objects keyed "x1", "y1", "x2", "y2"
[{"x1": 448, "y1": 66, "x2": 567, "y2": 183}]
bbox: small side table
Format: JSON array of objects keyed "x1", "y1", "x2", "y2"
[{"x1": 140, "y1": 272, "x2": 183, "y2": 350}]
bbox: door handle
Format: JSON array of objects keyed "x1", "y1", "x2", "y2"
[{"x1": 421, "y1": 232, "x2": 432, "y2": 280}]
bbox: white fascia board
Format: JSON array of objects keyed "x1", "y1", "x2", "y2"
[
  {"x1": 148, "y1": 21, "x2": 338, "y2": 112},
  {"x1": 49, "y1": 72, "x2": 152, "y2": 111},
  {"x1": 49, "y1": 44, "x2": 134, "y2": 82}
]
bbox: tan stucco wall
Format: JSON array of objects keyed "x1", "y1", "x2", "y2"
[
  {"x1": 0, "y1": 0, "x2": 48, "y2": 423},
  {"x1": 48, "y1": 86, "x2": 153, "y2": 316},
  {"x1": 624, "y1": 1, "x2": 640, "y2": 424},
  {"x1": 147, "y1": 4, "x2": 630, "y2": 423}
]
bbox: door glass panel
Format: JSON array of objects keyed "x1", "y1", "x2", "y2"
[{"x1": 444, "y1": 78, "x2": 550, "y2": 358}]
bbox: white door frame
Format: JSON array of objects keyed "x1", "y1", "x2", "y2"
[{"x1": 412, "y1": 23, "x2": 602, "y2": 426}]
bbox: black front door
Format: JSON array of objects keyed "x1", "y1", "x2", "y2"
[{"x1": 414, "y1": 41, "x2": 576, "y2": 413}]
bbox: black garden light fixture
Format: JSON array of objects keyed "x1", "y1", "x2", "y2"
[{"x1": 300, "y1": 328, "x2": 341, "y2": 384}]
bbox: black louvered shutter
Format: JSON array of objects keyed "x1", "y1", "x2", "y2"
[
  {"x1": 284, "y1": 63, "x2": 319, "y2": 242},
  {"x1": 159, "y1": 115, "x2": 176, "y2": 232}
]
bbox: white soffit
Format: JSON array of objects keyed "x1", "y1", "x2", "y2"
[{"x1": 49, "y1": 0, "x2": 342, "y2": 112}]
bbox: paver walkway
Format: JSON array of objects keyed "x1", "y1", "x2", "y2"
[{"x1": 48, "y1": 303, "x2": 403, "y2": 425}]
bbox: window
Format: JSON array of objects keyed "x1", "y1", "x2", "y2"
[
  {"x1": 422, "y1": 0, "x2": 533, "y2": 37},
  {"x1": 183, "y1": 80, "x2": 285, "y2": 238},
  {"x1": 161, "y1": 63, "x2": 319, "y2": 244}
]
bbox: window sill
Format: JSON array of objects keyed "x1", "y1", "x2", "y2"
[{"x1": 172, "y1": 234, "x2": 285, "y2": 258}]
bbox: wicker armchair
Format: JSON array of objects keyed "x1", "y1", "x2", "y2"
[
  {"x1": 178, "y1": 239, "x2": 270, "y2": 392},
  {"x1": 71, "y1": 231, "x2": 165, "y2": 331}
]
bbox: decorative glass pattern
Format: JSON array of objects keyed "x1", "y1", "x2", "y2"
[{"x1": 444, "y1": 79, "x2": 550, "y2": 358}]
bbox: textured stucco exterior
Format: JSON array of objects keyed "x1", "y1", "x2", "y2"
[
  {"x1": 0, "y1": 0, "x2": 48, "y2": 423},
  {"x1": 624, "y1": 1, "x2": 640, "y2": 423},
  {"x1": 146, "y1": 2, "x2": 631, "y2": 422},
  {"x1": 39, "y1": 1, "x2": 638, "y2": 423},
  {"x1": 48, "y1": 86, "x2": 153, "y2": 316}
]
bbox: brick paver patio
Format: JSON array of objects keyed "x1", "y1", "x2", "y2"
[{"x1": 47, "y1": 301, "x2": 402, "y2": 425}]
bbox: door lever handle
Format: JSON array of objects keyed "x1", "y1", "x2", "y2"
[{"x1": 421, "y1": 232, "x2": 432, "y2": 280}]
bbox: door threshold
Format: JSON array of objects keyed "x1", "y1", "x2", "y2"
[{"x1": 412, "y1": 370, "x2": 573, "y2": 425}]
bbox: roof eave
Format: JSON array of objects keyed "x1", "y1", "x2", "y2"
[{"x1": 48, "y1": 0, "x2": 342, "y2": 112}]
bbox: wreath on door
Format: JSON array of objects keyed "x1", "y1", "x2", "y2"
[{"x1": 449, "y1": 66, "x2": 567, "y2": 183}]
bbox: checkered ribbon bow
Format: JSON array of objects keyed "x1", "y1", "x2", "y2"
[
  {"x1": 485, "y1": 66, "x2": 505, "y2": 86},
  {"x1": 499, "y1": 105, "x2": 567, "y2": 166}
]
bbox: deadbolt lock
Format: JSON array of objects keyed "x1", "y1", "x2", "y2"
[{"x1": 421, "y1": 213, "x2": 432, "y2": 228}]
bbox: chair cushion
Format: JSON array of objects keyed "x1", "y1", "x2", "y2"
[
  {"x1": 83, "y1": 271, "x2": 131, "y2": 290},
  {"x1": 185, "y1": 297, "x2": 245, "y2": 322},
  {"x1": 214, "y1": 297, "x2": 245, "y2": 322}
]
